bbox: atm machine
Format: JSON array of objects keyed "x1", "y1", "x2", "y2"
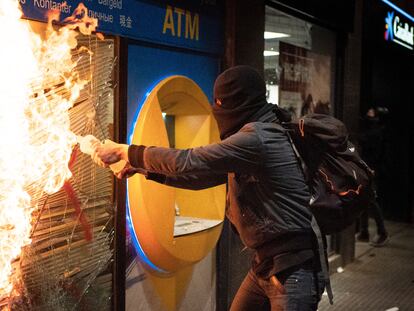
[
  {"x1": 124, "y1": 4, "x2": 225, "y2": 310},
  {"x1": 125, "y1": 57, "x2": 226, "y2": 310}
]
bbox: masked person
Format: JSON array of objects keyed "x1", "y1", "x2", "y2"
[{"x1": 93, "y1": 66, "x2": 326, "y2": 310}]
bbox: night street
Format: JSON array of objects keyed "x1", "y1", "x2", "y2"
[{"x1": 319, "y1": 221, "x2": 414, "y2": 310}]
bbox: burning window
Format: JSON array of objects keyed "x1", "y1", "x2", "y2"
[{"x1": 0, "y1": 1, "x2": 115, "y2": 309}]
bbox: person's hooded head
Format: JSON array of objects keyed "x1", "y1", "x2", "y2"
[{"x1": 212, "y1": 65, "x2": 287, "y2": 139}]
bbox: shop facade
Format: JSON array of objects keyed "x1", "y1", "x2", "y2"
[{"x1": 16, "y1": 1, "x2": 225, "y2": 310}]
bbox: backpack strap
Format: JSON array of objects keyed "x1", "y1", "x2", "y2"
[
  {"x1": 273, "y1": 122, "x2": 309, "y2": 181},
  {"x1": 276, "y1": 122, "x2": 334, "y2": 304},
  {"x1": 311, "y1": 216, "x2": 334, "y2": 305},
  {"x1": 285, "y1": 128, "x2": 309, "y2": 182}
]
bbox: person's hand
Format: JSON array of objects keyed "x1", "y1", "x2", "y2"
[
  {"x1": 92, "y1": 139, "x2": 129, "y2": 168},
  {"x1": 114, "y1": 162, "x2": 143, "y2": 179}
]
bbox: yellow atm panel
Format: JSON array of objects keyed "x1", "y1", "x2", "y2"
[{"x1": 128, "y1": 76, "x2": 226, "y2": 273}]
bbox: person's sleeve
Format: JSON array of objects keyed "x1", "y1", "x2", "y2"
[
  {"x1": 128, "y1": 124, "x2": 263, "y2": 176},
  {"x1": 146, "y1": 172, "x2": 227, "y2": 190}
]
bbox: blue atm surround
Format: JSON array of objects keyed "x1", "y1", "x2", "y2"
[{"x1": 126, "y1": 43, "x2": 220, "y2": 271}]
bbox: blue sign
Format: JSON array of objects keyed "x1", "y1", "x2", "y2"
[
  {"x1": 382, "y1": 0, "x2": 414, "y2": 50},
  {"x1": 20, "y1": 0, "x2": 223, "y2": 55}
]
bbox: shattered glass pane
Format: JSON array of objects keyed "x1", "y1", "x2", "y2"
[{"x1": 0, "y1": 32, "x2": 115, "y2": 310}]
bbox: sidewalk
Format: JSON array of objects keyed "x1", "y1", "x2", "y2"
[{"x1": 318, "y1": 220, "x2": 414, "y2": 311}]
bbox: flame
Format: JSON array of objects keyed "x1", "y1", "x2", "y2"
[{"x1": 0, "y1": 0, "x2": 98, "y2": 299}]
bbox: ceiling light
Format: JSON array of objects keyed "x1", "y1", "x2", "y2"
[
  {"x1": 264, "y1": 31, "x2": 290, "y2": 39},
  {"x1": 264, "y1": 51, "x2": 279, "y2": 56}
]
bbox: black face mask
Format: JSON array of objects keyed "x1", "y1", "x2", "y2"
[{"x1": 212, "y1": 65, "x2": 276, "y2": 139}]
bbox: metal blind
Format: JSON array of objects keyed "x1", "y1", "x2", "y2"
[{"x1": 2, "y1": 34, "x2": 115, "y2": 311}]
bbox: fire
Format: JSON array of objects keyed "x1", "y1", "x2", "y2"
[{"x1": 0, "y1": 0, "x2": 98, "y2": 299}]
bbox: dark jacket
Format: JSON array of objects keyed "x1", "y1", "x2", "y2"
[
  {"x1": 128, "y1": 117, "x2": 315, "y2": 258},
  {"x1": 358, "y1": 117, "x2": 385, "y2": 172}
]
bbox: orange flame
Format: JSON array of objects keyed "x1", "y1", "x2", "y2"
[{"x1": 0, "y1": 0, "x2": 98, "y2": 299}]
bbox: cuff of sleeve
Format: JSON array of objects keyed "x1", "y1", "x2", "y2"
[
  {"x1": 146, "y1": 172, "x2": 167, "y2": 184},
  {"x1": 128, "y1": 145, "x2": 146, "y2": 168}
]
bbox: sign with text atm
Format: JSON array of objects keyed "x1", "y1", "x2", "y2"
[{"x1": 21, "y1": 0, "x2": 223, "y2": 54}]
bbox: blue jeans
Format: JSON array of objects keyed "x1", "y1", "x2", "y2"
[{"x1": 230, "y1": 262, "x2": 325, "y2": 311}]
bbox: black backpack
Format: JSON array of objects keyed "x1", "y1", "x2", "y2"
[
  {"x1": 273, "y1": 112, "x2": 375, "y2": 305},
  {"x1": 281, "y1": 113, "x2": 375, "y2": 235}
]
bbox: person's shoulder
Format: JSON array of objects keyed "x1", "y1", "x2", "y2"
[
  {"x1": 240, "y1": 122, "x2": 259, "y2": 132},
  {"x1": 241, "y1": 121, "x2": 284, "y2": 134},
  {"x1": 228, "y1": 123, "x2": 262, "y2": 145},
  {"x1": 241, "y1": 121, "x2": 280, "y2": 131},
  {"x1": 237, "y1": 122, "x2": 286, "y2": 144}
]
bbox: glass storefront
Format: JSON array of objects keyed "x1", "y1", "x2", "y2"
[{"x1": 264, "y1": 6, "x2": 337, "y2": 118}]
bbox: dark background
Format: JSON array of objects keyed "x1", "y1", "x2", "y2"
[{"x1": 361, "y1": 0, "x2": 414, "y2": 222}]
